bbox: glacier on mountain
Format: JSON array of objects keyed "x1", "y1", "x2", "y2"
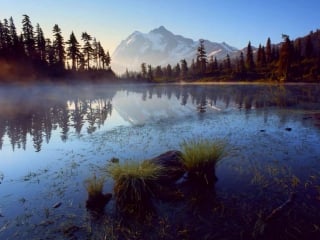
[{"x1": 112, "y1": 26, "x2": 238, "y2": 73}]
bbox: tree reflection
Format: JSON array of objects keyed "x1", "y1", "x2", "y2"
[{"x1": 0, "y1": 84, "x2": 319, "y2": 152}]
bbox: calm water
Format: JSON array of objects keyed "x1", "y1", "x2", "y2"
[{"x1": 0, "y1": 83, "x2": 320, "y2": 239}]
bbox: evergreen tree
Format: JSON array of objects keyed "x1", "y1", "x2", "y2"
[
  {"x1": 1, "y1": 19, "x2": 11, "y2": 56},
  {"x1": 246, "y1": 41, "x2": 255, "y2": 71},
  {"x1": 180, "y1": 59, "x2": 188, "y2": 79},
  {"x1": 174, "y1": 63, "x2": 181, "y2": 78},
  {"x1": 147, "y1": 64, "x2": 153, "y2": 80},
  {"x1": 154, "y1": 65, "x2": 163, "y2": 78},
  {"x1": 45, "y1": 38, "x2": 55, "y2": 66},
  {"x1": 305, "y1": 34, "x2": 313, "y2": 58},
  {"x1": 166, "y1": 64, "x2": 172, "y2": 79},
  {"x1": 92, "y1": 38, "x2": 98, "y2": 68},
  {"x1": 141, "y1": 62, "x2": 147, "y2": 78},
  {"x1": 103, "y1": 51, "x2": 111, "y2": 68},
  {"x1": 197, "y1": 39, "x2": 207, "y2": 74},
  {"x1": 52, "y1": 24, "x2": 65, "y2": 68},
  {"x1": 21, "y1": 14, "x2": 35, "y2": 58},
  {"x1": 239, "y1": 52, "x2": 246, "y2": 75},
  {"x1": 81, "y1": 32, "x2": 93, "y2": 69},
  {"x1": 0, "y1": 20, "x2": 5, "y2": 54},
  {"x1": 66, "y1": 31, "x2": 80, "y2": 70},
  {"x1": 8, "y1": 17, "x2": 22, "y2": 58},
  {"x1": 278, "y1": 34, "x2": 294, "y2": 81},
  {"x1": 224, "y1": 54, "x2": 231, "y2": 71},
  {"x1": 35, "y1": 23, "x2": 46, "y2": 62},
  {"x1": 266, "y1": 37, "x2": 272, "y2": 63}
]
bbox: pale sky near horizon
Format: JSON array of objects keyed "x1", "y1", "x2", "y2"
[{"x1": 1, "y1": 0, "x2": 319, "y2": 54}]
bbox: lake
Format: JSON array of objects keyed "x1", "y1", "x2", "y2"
[{"x1": 0, "y1": 83, "x2": 320, "y2": 239}]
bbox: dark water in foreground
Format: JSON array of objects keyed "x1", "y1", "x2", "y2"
[{"x1": 0, "y1": 83, "x2": 320, "y2": 239}]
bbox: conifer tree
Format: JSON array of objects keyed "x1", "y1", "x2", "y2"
[
  {"x1": 180, "y1": 59, "x2": 188, "y2": 79},
  {"x1": 278, "y1": 34, "x2": 294, "y2": 81},
  {"x1": 52, "y1": 24, "x2": 65, "y2": 68},
  {"x1": 66, "y1": 31, "x2": 80, "y2": 70},
  {"x1": 35, "y1": 23, "x2": 46, "y2": 62},
  {"x1": 266, "y1": 37, "x2": 272, "y2": 63},
  {"x1": 21, "y1": 14, "x2": 35, "y2": 58},
  {"x1": 197, "y1": 39, "x2": 207, "y2": 74},
  {"x1": 246, "y1": 41, "x2": 255, "y2": 72},
  {"x1": 81, "y1": 32, "x2": 93, "y2": 69}
]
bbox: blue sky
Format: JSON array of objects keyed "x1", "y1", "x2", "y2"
[{"x1": 1, "y1": 0, "x2": 319, "y2": 53}]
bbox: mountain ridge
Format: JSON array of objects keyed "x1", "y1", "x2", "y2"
[{"x1": 111, "y1": 26, "x2": 239, "y2": 74}]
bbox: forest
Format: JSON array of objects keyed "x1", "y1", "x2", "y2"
[
  {"x1": 0, "y1": 15, "x2": 115, "y2": 83},
  {"x1": 126, "y1": 32, "x2": 320, "y2": 83},
  {"x1": 1, "y1": 15, "x2": 320, "y2": 83}
]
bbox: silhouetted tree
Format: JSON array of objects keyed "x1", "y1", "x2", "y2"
[
  {"x1": 35, "y1": 23, "x2": 46, "y2": 62},
  {"x1": 21, "y1": 14, "x2": 35, "y2": 58},
  {"x1": 266, "y1": 37, "x2": 272, "y2": 63},
  {"x1": 305, "y1": 34, "x2": 313, "y2": 58},
  {"x1": 45, "y1": 38, "x2": 55, "y2": 66},
  {"x1": 174, "y1": 63, "x2": 181, "y2": 78},
  {"x1": 224, "y1": 54, "x2": 231, "y2": 72},
  {"x1": 141, "y1": 62, "x2": 147, "y2": 78},
  {"x1": 66, "y1": 31, "x2": 80, "y2": 70},
  {"x1": 246, "y1": 41, "x2": 255, "y2": 72},
  {"x1": 103, "y1": 50, "x2": 111, "y2": 68},
  {"x1": 278, "y1": 34, "x2": 294, "y2": 81},
  {"x1": 9, "y1": 17, "x2": 24, "y2": 59},
  {"x1": 180, "y1": 59, "x2": 188, "y2": 79},
  {"x1": 52, "y1": 24, "x2": 65, "y2": 69},
  {"x1": 81, "y1": 32, "x2": 93, "y2": 69},
  {"x1": 147, "y1": 64, "x2": 153, "y2": 80},
  {"x1": 238, "y1": 51, "x2": 246, "y2": 78}
]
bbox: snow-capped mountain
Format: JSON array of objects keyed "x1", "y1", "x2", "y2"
[{"x1": 111, "y1": 26, "x2": 238, "y2": 74}]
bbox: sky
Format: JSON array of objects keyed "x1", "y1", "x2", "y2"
[{"x1": 1, "y1": 0, "x2": 319, "y2": 54}]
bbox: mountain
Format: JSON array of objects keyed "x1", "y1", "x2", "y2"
[{"x1": 111, "y1": 26, "x2": 238, "y2": 74}]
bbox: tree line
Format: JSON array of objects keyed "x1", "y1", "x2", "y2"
[
  {"x1": 0, "y1": 15, "x2": 114, "y2": 82},
  {"x1": 127, "y1": 31, "x2": 320, "y2": 83}
]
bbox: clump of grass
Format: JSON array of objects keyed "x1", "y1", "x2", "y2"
[
  {"x1": 84, "y1": 175, "x2": 112, "y2": 212},
  {"x1": 181, "y1": 139, "x2": 226, "y2": 184},
  {"x1": 108, "y1": 161, "x2": 164, "y2": 219},
  {"x1": 84, "y1": 174, "x2": 105, "y2": 197}
]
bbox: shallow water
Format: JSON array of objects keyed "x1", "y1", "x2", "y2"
[{"x1": 0, "y1": 83, "x2": 320, "y2": 239}]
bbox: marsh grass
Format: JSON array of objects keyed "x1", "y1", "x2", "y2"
[
  {"x1": 84, "y1": 174, "x2": 112, "y2": 212},
  {"x1": 84, "y1": 174, "x2": 105, "y2": 197},
  {"x1": 108, "y1": 161, "x2": 164, "y2": 219},
  {"x1": 181, "y1": 139, "x2": 226, "y2": 184}
]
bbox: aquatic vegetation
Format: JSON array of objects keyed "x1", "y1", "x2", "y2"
[
  {"x1": 108, "y1": 161, "x2": 164, "y2": 219},
  {"x1": 84, "y1": 175, "x2": 112, "y2": 212},
  {"x1": 85, "y1": 174, "x2": 105, "y2": 196},
  {"x1": 180, "y1": 139, "x2": 226, "y2": 185}
]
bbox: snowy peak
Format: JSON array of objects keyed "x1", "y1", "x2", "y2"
[{"x1": 112, "y1": 26, "x2": 238, "y2": 73}]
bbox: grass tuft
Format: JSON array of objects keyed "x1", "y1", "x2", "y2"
[
  {"x1": 181, "y1": 139, "x2": 227, "y2": 183},
  {"x1": 108, "y1": 160, "x2": 164, "y2": 219},
  {"x1": 84, "y1": 174, "x2": 105, "y2": 197}
]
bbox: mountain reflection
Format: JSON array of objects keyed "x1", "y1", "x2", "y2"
[{"x1": 0, "y1": 84, "x2": 319, "y2": 151}]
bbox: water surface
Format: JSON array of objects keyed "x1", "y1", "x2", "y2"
[{"x1": 0, "y1": 83, "x2": 320, "y2": 239}]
